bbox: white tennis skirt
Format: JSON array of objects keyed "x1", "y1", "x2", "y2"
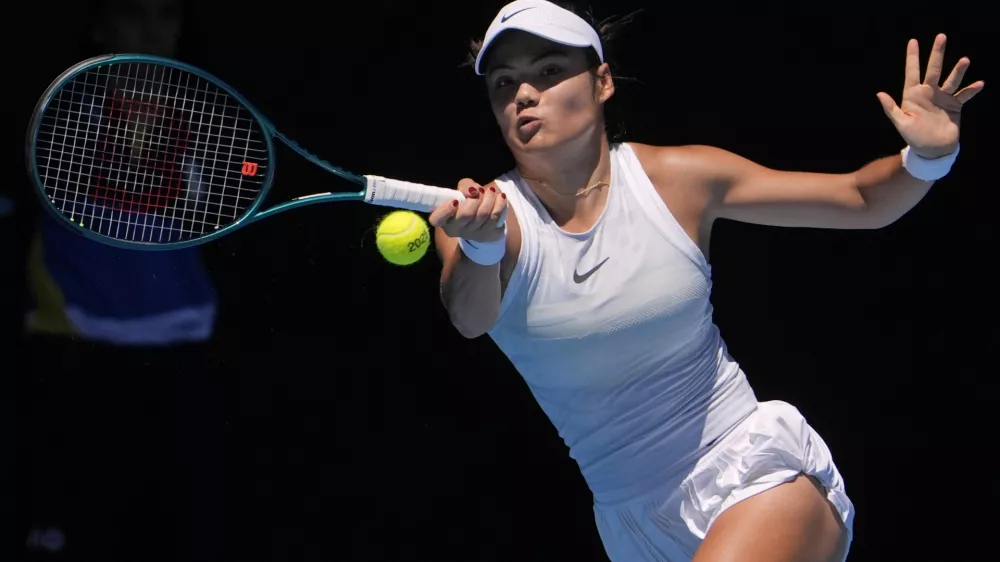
[{"x1": 593, "y1": 400, "x2": 855, "y2": 561}]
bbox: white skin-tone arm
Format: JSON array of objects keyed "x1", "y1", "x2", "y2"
[
  {"x1": 637, "y1": 143, "x2": 929, "y2": 235},
  {"x1": 640, "y1": 34, "x2": 983, "y2": 244}
]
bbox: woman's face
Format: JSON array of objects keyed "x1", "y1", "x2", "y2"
[{"x1": 483, "y1": 31, "x2": 614, "y2": 154}]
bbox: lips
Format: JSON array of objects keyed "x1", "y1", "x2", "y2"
[{"x1": 516, "y1": 115, "x2": 539, "y2": 128}]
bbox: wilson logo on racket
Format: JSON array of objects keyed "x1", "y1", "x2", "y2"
[{"x1": 241, "y1": 161, "x2": 259, "y2": 176}]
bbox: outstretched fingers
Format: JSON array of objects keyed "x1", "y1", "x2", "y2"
[
  {"x1": 922, "y1": 33, "x2": 947, "y2": 86},
  {"x1": 940, "y1": 56, "x2": 970, "y2": 94},
  {"x1": 955, "y1": 80, "x2": 985, "y2": 105},
  {"x1": 904, "y1": 38, "x2": 921, "y2": 89},
  {"x1": 875, "y1": 92, "x2": 903, "y2": 125}
]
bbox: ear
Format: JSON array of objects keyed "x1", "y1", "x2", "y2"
[{"x1": 595, "y1": 62, "x2": 615, "y2": 103}]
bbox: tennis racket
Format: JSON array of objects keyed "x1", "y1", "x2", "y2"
[{"x1": 26, "y1": 53, "x2": 488, "y2": 250}]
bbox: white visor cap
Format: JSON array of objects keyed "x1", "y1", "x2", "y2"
[{"x1": 475, "y1": 0, "x2": 604, "y2": 75}]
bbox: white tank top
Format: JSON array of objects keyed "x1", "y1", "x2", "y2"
[{"x1": 488, "y1": 143, "x2": 758, "y2": 505}]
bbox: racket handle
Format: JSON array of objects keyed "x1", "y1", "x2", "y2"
[{"x1": 363, "y1": 175, "x2": 506, "y2": 226}]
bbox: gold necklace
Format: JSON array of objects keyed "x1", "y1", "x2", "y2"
[{"x1": 520, "y1": 175, "x2": 610, "y2": 198}]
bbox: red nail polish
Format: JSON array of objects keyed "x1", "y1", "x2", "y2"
[
  {"x1": 490, "y1": 187, "x2": 496, "y2": 193},
  {"x1": 501, "y1": 193, "x2": 507, "y2": 200},
  {"x1": 452, "y1": 200, "x2": 459, "y2": 207},
  {"x1": 470, "y1": 187, "x2": 479, "y2": 195}
]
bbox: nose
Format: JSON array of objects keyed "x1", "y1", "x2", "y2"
[{"x1": 514, "y1": 82, "x2": 539, "y2": 110}]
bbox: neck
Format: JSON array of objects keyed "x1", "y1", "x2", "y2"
[{"x1": 515, "y1": 132, "x2": 612, "y2": 228}]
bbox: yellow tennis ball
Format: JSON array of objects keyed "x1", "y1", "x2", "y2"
[{"x1": 375, "y1": 210, "x2": 431, "y2": 266}]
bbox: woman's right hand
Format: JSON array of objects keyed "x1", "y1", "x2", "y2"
[{"x1": 428, "y1": 178, "x2": 507, "y2": 243}]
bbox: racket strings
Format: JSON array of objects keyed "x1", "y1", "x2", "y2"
[
  {"x1": 91, "y1": 87, "x2": 190, "y2": 214},
  {"x1": 34, "y1": 60, "x2": 270, "y2": 244}
]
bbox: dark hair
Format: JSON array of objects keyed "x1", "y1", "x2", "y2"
[{"x1": 462, "y1": 2, "x2": 641, "y2": 141}]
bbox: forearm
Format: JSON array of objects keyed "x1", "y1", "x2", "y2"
[
  {"x1": 436, "y1": 234, "x2": 502, "y2": 339},
  {"x1": 853, "y1": 153, "x2": 935, "y2": 227}
]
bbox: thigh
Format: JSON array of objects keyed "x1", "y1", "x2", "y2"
[{"x1": 692, "y1": 475, "x2": 848, "y2": 562}]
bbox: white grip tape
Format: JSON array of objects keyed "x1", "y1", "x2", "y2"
[
  {"x1": 364, "y1": 175, "x2": 462, "y2": 212},
  {"x1": 364, "y1": 175, "x2": 506, "y2": 226}
]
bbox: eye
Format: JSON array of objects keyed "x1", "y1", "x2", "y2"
[
  {"x1": 540, "y1": 65, "x2": 563, "y2": 76},
  {"x1": 493, "y1": 76, "x2": 514, "y2": 89}
]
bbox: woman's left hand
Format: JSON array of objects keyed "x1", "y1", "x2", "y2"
[{"x1": 876, "y1": 33, "x2": 984, "y2": 160}]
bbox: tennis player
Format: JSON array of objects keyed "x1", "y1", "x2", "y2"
[{"x1": 429, "y1": 2, "x2": 982, "y2": 560}]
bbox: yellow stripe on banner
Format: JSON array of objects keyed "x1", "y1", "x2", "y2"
[{"x1": 25, "y1": 226, "x2": 78, "y2": 336}]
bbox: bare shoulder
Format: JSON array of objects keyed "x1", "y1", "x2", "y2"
[
  {"x1": 624, "y1": 142, "x2": 737, "y2": 254},
  {"x1": 627, "y1": 142, "x2": 743, "y2": 190}
]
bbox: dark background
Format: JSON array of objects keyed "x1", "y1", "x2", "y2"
[{"x1": 2, "y1": 1, "x2": 995, "y2": 561}]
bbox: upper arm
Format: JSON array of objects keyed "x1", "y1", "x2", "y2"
[{"x1": 643, "y1": 144, "x2": 879, "y2": 231}]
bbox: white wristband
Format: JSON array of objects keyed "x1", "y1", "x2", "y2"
[
  {"x1": 901, "y1": 144, "x2": 959, "y2": 181},
  {"x1": 458, "y1": 225, "x2": 507, "y2": 266}
]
